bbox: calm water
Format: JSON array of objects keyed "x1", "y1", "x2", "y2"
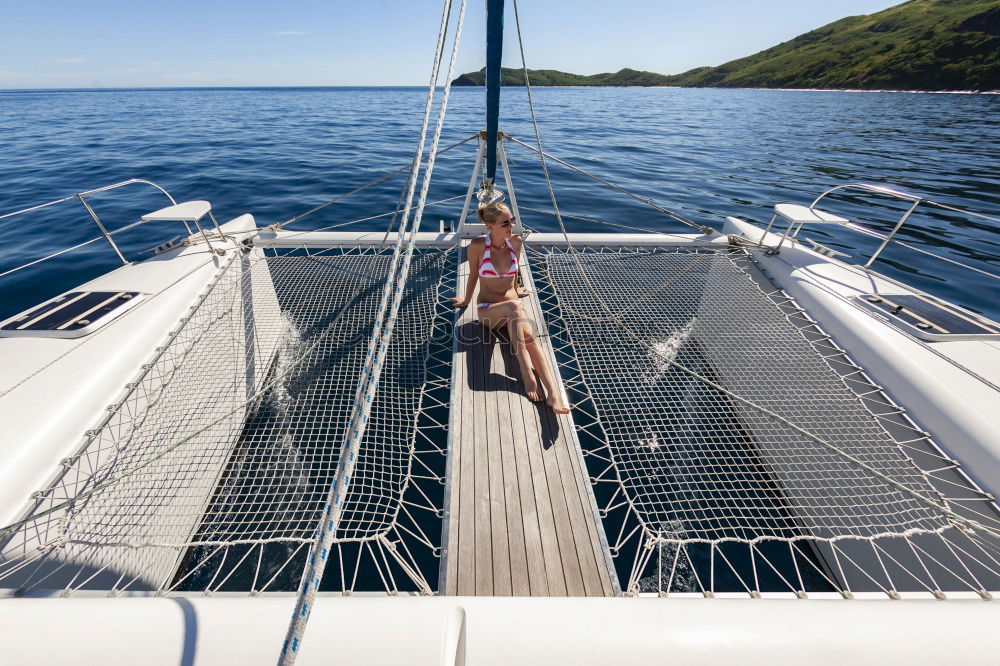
[{"x1": 1, "y1": 87, "x2": 998, "y2": 320}]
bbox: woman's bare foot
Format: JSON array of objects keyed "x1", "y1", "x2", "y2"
[
  {"x1": 546, "y1": 394, "x2": 570, "y2": 414},
  {"x1": 523, "y1": 373, "x2": 542, "y2": 402}
]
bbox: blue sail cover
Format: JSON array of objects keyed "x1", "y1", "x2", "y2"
[{"x1": 484, "y1": 0, "x2": 504, "y2": 182}]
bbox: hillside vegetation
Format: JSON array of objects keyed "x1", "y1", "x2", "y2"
[
  {"x1": 451, "y1": 67, "x2": 682, "y2": 87},
  {"x1": 452, "y1": 0, "x2": 1000, "y2": 90}
]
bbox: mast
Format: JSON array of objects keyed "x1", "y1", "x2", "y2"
[{"x1": 483, "y1": 0, "x2": 504, "y2": 191}]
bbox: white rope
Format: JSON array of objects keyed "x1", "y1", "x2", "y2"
[
  {"x1": 279, "y1": 0, "x2": 467, "y2": 660},
  {"x1": 516, "y1": 204, "x2": 706, "y2": 242},
  {"x1": 0, "y1": 251, "x2": 376, "y2": 537},
  {"x1": 505, "y1": 134, "x2": 712, "y2": 234},
  {"x1": 0, "y1": 243, "x2": 460, "y2": 598},
  {"x1": 272, "y1": 194, "x2": 465, "y2": 240},
  {"x1": 509, "y1": 0, "x2": 1000, "y2": 543}
]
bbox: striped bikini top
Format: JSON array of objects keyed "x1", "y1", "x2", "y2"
[{"x1": 479, "y1": 237, "x2": 518, "y2": 278}]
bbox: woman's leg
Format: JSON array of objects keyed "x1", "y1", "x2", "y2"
[
  {"x1": 518, "y1": 318, "x2": 569, "y2": 414},
  {"x1": 479, "y1": 301, "x2": 540, "y2": 402},
  {"x1": 487, "y1": 301, "x2": 568, "y2": 413},
  {"x1": 507, "y1": 314, "x2": 541, "y2": 402}
]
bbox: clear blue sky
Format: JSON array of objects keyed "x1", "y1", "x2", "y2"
[{"x1": 0, "y1": 0, "x2": 902, "y2": 88}]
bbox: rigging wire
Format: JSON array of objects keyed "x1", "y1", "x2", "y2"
[
  {"x1": 0, "y1": 94, "x2": 473, "y2": 540},
  {"x1": 3, "y1": 0, "x2": 996, "y2": 610},
  {"x1": 0, "y1": 253, "x2": 380, "y2": 536},
  {"x1": 508, "y1": 0, "x2": 1000, "y2": 542},
  {"x1": 505, "y1": 135, "x2": 713, "y2": 234},
  {"x1": 516, "y1": 204, "x2": 713, "y2": 242},
  {"x1": 276, "y1": 133, "x2": 477, "y2": 229},
  {"x1": 280, "y1": 0, "x2": 468, "y2": 661},
  {"x1": 0, "y1": 2, "x2": 476, "y2": 568},
  {"x1": 268, "y1": 194, "x2": 465, "y2": 242}
]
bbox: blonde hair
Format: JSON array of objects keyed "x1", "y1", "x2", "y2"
[{"x1": 477, "y1": 202, "x2": 511, "y2": 224}]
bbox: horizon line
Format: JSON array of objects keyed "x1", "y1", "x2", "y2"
[
  {"x1": 1, "y1": 85, "x2": 995, "y2": 94},
  {"x1": 0, "y1": 85, "x2": 460, "y2": 92}
]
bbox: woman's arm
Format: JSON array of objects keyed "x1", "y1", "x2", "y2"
[
  {"x1": 452, "y1": 242, "x2": 481, "y2": 307},
  {"x1": 511, "y1": 235, "x2": 531, "y2": 297},
  {"x1": 511, "y1": 235, "x2": 524, "y2": 259}
]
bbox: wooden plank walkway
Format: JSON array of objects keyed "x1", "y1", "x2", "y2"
[{"x1": 441, "y1": 244, "x2": 616, "y2": 596}]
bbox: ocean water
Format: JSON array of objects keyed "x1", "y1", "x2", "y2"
[{"x1": 1, "y1": 86, "x2": 998, "y2": 321}]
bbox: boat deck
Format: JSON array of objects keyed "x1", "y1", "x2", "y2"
[
  {"x1": 5, "y1": 229, "x2": 1000, "y2": 601},
  {"x1": 441, "y1": 246, "x2": 616, "y2": 596}
]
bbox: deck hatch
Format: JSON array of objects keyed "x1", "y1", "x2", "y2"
[
  {"x1": 856, "y1": 293, "x2": 1000, "y2": 340},
  {"x1": 0, "y1": 291, "x2": 141, "y2": 338}
]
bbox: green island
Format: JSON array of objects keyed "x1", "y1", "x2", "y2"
[{"x1": 452, "y1": 0, "x2": 999, "y2": 91}]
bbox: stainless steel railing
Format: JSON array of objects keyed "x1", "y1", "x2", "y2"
[
  {"x1": 0, "y1": 179, "x2": 185, "y2": 280},
  {"x1": 764, "y1": 182, "x2": 1000, "y2": 282}
]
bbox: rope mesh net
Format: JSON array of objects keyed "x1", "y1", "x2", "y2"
[
  {"x1": 530, "y1": 244, "x2": 1000, "y2": 596},
  {"x1": 0, "y1": 245, "x2": 454, "y2": 595},
  {"x1": 3, "y1": 237, "x2": 999, "y2": 599}
]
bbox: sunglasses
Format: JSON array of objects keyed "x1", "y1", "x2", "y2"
[{"x1": 489, "y1": 217, "x2": 516, "y2": 228}]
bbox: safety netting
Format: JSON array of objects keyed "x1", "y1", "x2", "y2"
[
  {"x1": 0, "y1": 245, "x2": 456, "y2": 595},
  {"x1": 530, "y1": 244, "x2": 1000, "y2": 597}
]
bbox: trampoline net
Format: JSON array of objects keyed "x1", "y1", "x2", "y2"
[
  {"x1": 0, "y1": 245, "x2": 455, "y2": 595},
  {"x1": 531, "y1": 244, "x2": 1000, "y2": 597}
]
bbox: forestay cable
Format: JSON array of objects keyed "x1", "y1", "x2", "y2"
[{"x1": 278, "y1": 0, "x2": 468, "y2": 661}]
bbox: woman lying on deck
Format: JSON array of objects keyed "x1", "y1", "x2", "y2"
[{"x1": 452, "y1": 202, "x2": 570, "y2": 414}]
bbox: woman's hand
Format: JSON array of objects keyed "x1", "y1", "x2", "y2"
[{"x1": 452, "y1": 297, "x2": 470, "y2": 308}]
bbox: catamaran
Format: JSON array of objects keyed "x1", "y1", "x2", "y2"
[{"x1": 1, "y1": 0, "x2": 998, "y2": 663}]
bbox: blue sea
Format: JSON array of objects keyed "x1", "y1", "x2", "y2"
[{"x1": 1, "y1": 87, "x2": 998, "y2": 321}]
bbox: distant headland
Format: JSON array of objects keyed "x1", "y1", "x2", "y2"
[{"x1": 452, "y1": 0, "x2": 999, "y2": 92}]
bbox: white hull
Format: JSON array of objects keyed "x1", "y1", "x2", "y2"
[
  {"x1": 2, "y1": 596, "x2": 997, "y2": 665},
  {"x1": 723, "y1": 217, "x2": 1000, "y2": 492},
  {"x1": 1, "y1": 209, "x2": 997, "y2": 663}
]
